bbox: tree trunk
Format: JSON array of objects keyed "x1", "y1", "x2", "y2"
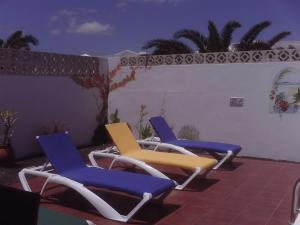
[{"x1": 91, "y1": 91, "x2": 111, "y2": 145}]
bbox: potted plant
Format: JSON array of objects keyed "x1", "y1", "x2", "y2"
[{"x1": 0, "y1": 110, "x2": 17, "y2": 162}]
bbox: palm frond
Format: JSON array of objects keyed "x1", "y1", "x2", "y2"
[
  {"x1": 240, "y1": 21, "x2": 271, "y2": 44},
  {"x1": 143, "y1": 39, "x2": 192, "y2": 55},
  {"x1": 173, "y1": 29, "x2": 207, "y2": 52},
  {"x1": 142, "y1": 39, "x2": 169, "y2": 50},
  {"x1": 22, "y1": 35, "x2": 39, "y2": 46},
  {"x1": 12, "y1": 35, "x2": 39, "y2": 50},
  {"x1": 207, "y1": 20, "x2": 222, "y2": 52},
  {"x1": 268, "y1": 31, "x2": 291, "y2": 47},
  {"x1": 2, "y1": 31, "x2": 39, "y2": 50},
  {"x1": 248, "y1": 40, "x2": 270, "y2": 50},
  {"x1": 3, "y1": 30, "x2": 23, "y2": 48},
  {"x1": 221, "y1": 21, "x2": 241, "y2": 51}
]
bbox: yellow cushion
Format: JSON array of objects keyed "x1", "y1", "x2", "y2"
[
  {"x1": 106, "y1": 122, "x2": 217, "y2": 171},
  {"x1": 106, "y1": 122, "x2": 141, "y2": 154},
  {"x1": 125, "y1": 150, "x2": 217, "y2": 171}
]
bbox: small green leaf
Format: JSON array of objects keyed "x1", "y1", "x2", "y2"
[{"x1": 293, "y1": 88, "x2": 300, "y2": 103}]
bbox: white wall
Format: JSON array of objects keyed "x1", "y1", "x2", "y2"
[
  {"x1": 108, "y1": 58, "x2": 300, "y2": 162},
  {"x1": 0, "y1": 75, "x2": 100, "y2": 158}
]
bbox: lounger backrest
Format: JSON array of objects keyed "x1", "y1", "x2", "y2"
[
  {"x1": 106, "y1": 123, "x2": 141, "y2": 154},
  {"x1": 37, "y1": 133, "x2": 86, "y2": 174},
  {"x1": 149, "y1": 116, "x2": 177, "y2": 142}
]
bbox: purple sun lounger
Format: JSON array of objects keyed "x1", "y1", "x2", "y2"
[
  {"x1": 18, "y1": 132, "x2": 174, "y2": 222},
  {"x1": 146, "y1": 116, "x2": 242, "y2": 170}
]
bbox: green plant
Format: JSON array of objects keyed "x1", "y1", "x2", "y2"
[
  {"x1": 159, "y1": 94, "x2": 166, "y2": 117},
  {"x1": 0, "y1": 110, "x2": 17, "y2": 147},
  {"x1": 134, "y1": 105, "x2": 153, "y2": 139},
  {"x1": 140, "y1": 124, "x2": 153, "y2": 139},
  {"x1": 177, "y1": 125, "x2": 199, "y2": 140},
  {"x1": 109, "y1": 109, "x2": 120, "y2": 123}
]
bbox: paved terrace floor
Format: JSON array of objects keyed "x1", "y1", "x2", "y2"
[{"x1": 1, "y1": 152, "x2": 299, "y2": 225}]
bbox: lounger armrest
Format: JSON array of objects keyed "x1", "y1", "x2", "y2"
[
  {"x1": 88, "y1": 149, "x2": 172, "y2": 181},
  {"x1": 137, "y1": 140, "x2": 197, "y2": 156},
  {"x1": 142, "y1": 136, "x2": 161, "y2": 142},
  {"x1": 88, "y1": 147, "x2": 122, "y2": 168}
]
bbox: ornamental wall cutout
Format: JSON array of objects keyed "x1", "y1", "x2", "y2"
[{"x1": 121, "y1": 49, "x2": 300, "y2": 67}]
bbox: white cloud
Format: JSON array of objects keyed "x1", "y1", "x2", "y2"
[
  {"x1": 78, "y1": 8, "x2": 98, "y2": 14},
  {"x1": 116, "y1": 1, "x2": 128, "y2": 8},
  {"x1": 50, "y1": 28, "x2": 61, "y2": 35},
  {"x1": 117, "y1": 0, "x2": 182, "y2": 6},
  {"x1": 68, "y1": 21, "x2": 113, "y2": 34},
  {"x1": 49, "y1": 9, "x2": 113, "y2": 35},
  {"x1": 142, "y1": 0, "x2": 181, "y2": 3}
]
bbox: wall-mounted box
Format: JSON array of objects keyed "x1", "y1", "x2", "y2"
[{"x1": 230, "y1": 97, "x2": 244, "y2": 107}]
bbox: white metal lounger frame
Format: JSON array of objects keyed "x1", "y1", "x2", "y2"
[
  {"x1": 291, "y1": 178, "x2": 300, "y2": 225},
  {"x1": 18, "y1": 163, "x2": 158, "y2": 222},
  {"x1": 137, "y1": 138, "x2": 234, "y2": 170},
  {"x1": 88, "y1": 146, "x2": 202, "y2": 190}
]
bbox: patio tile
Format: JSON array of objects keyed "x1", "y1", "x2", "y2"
[
  {"x1": 266, "y1": 218, "x2": 290, "y2": 225},
  {"x1": 3, "y1": 155, "x2": 300, "y2": 225},
  {"x1": 271, "y1": 206, "x2": 291, "y2": 221},
  {"x1": 230, "y1": 212, "x2": 270, "y2": 225}
]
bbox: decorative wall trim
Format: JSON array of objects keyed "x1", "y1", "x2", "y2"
[
  {"x1": 120, "y1": 49, "x2": 300, "y2": 66},
  {"x1": 0, "y1": 49, "x2": 99, "y2": 76}
]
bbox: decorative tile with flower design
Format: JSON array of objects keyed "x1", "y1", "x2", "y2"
[{"x1": 269, "y1": 67, "x2": 300, "y2": 114}]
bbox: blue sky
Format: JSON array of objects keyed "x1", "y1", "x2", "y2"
[{"x1": 1, "y1": 0, "x2": 300, "y2": 56}]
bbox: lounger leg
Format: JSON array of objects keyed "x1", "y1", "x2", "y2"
[
  {"x1": 19, "y1": 168, "x2": 54, "y2": 192},
  {"x1": 213, "y1": 151, "x2": 233, "y2": 170},
  {"x1": 88, "y1": 155, "x2": 103, "y2": 169},
  {"x1": 19, "y1": 168, "x2": 154, "y2": 222},
  {"x1": 19, "y1": 169, "x2": 32, "y2": 191},
  {"x1": 156, "y1": 189, "x2": 173, "y2": 203},
  {"x1": 53, "y1": 176, "x2": 154, "y2": 222},
  {"x1": 175, "y1": 167, "x2": 202, "y2": 190}
]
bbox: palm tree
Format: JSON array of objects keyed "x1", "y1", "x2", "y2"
[
  {"x1": 0, "y1": 30, "x2": 39, "y2": 50},
  {"x1": 142, "y1": 39, "x2": 193, "y2": 55},
  {"x1": 235, "y1": 21, "x2": 290, "y2": 51},
  {"x1": 173, "y1": 20, "x2": 241, "y2": 53}
]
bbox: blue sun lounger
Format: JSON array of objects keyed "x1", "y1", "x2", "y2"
[
  {"x1": 19, "y1": 132, "x2": 175, "y2": 222},
  {"x1": 144, "y1": 116, "x2": 241, "y2": 169}
]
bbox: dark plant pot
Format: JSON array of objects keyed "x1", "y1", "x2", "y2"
[
  {"x1": 0, "y1": 147, "x2": 9, "y2": 161},
  {"x1": 0, "y1": 146, "x2": 15, "y2": 165},
  {"x1": 91, "y1": 122, "x2": 112, "y2": 145}
]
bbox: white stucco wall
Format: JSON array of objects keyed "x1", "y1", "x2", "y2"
[
  {"x1": 0, "y1": 75, "x2": 100, "y2": 158},
  {"x1": 0, "y1": 55, "x2": 109, "y2": 159},
  {"x1": 108, "y1": 58, "x2": 300, "y2": 162}
]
